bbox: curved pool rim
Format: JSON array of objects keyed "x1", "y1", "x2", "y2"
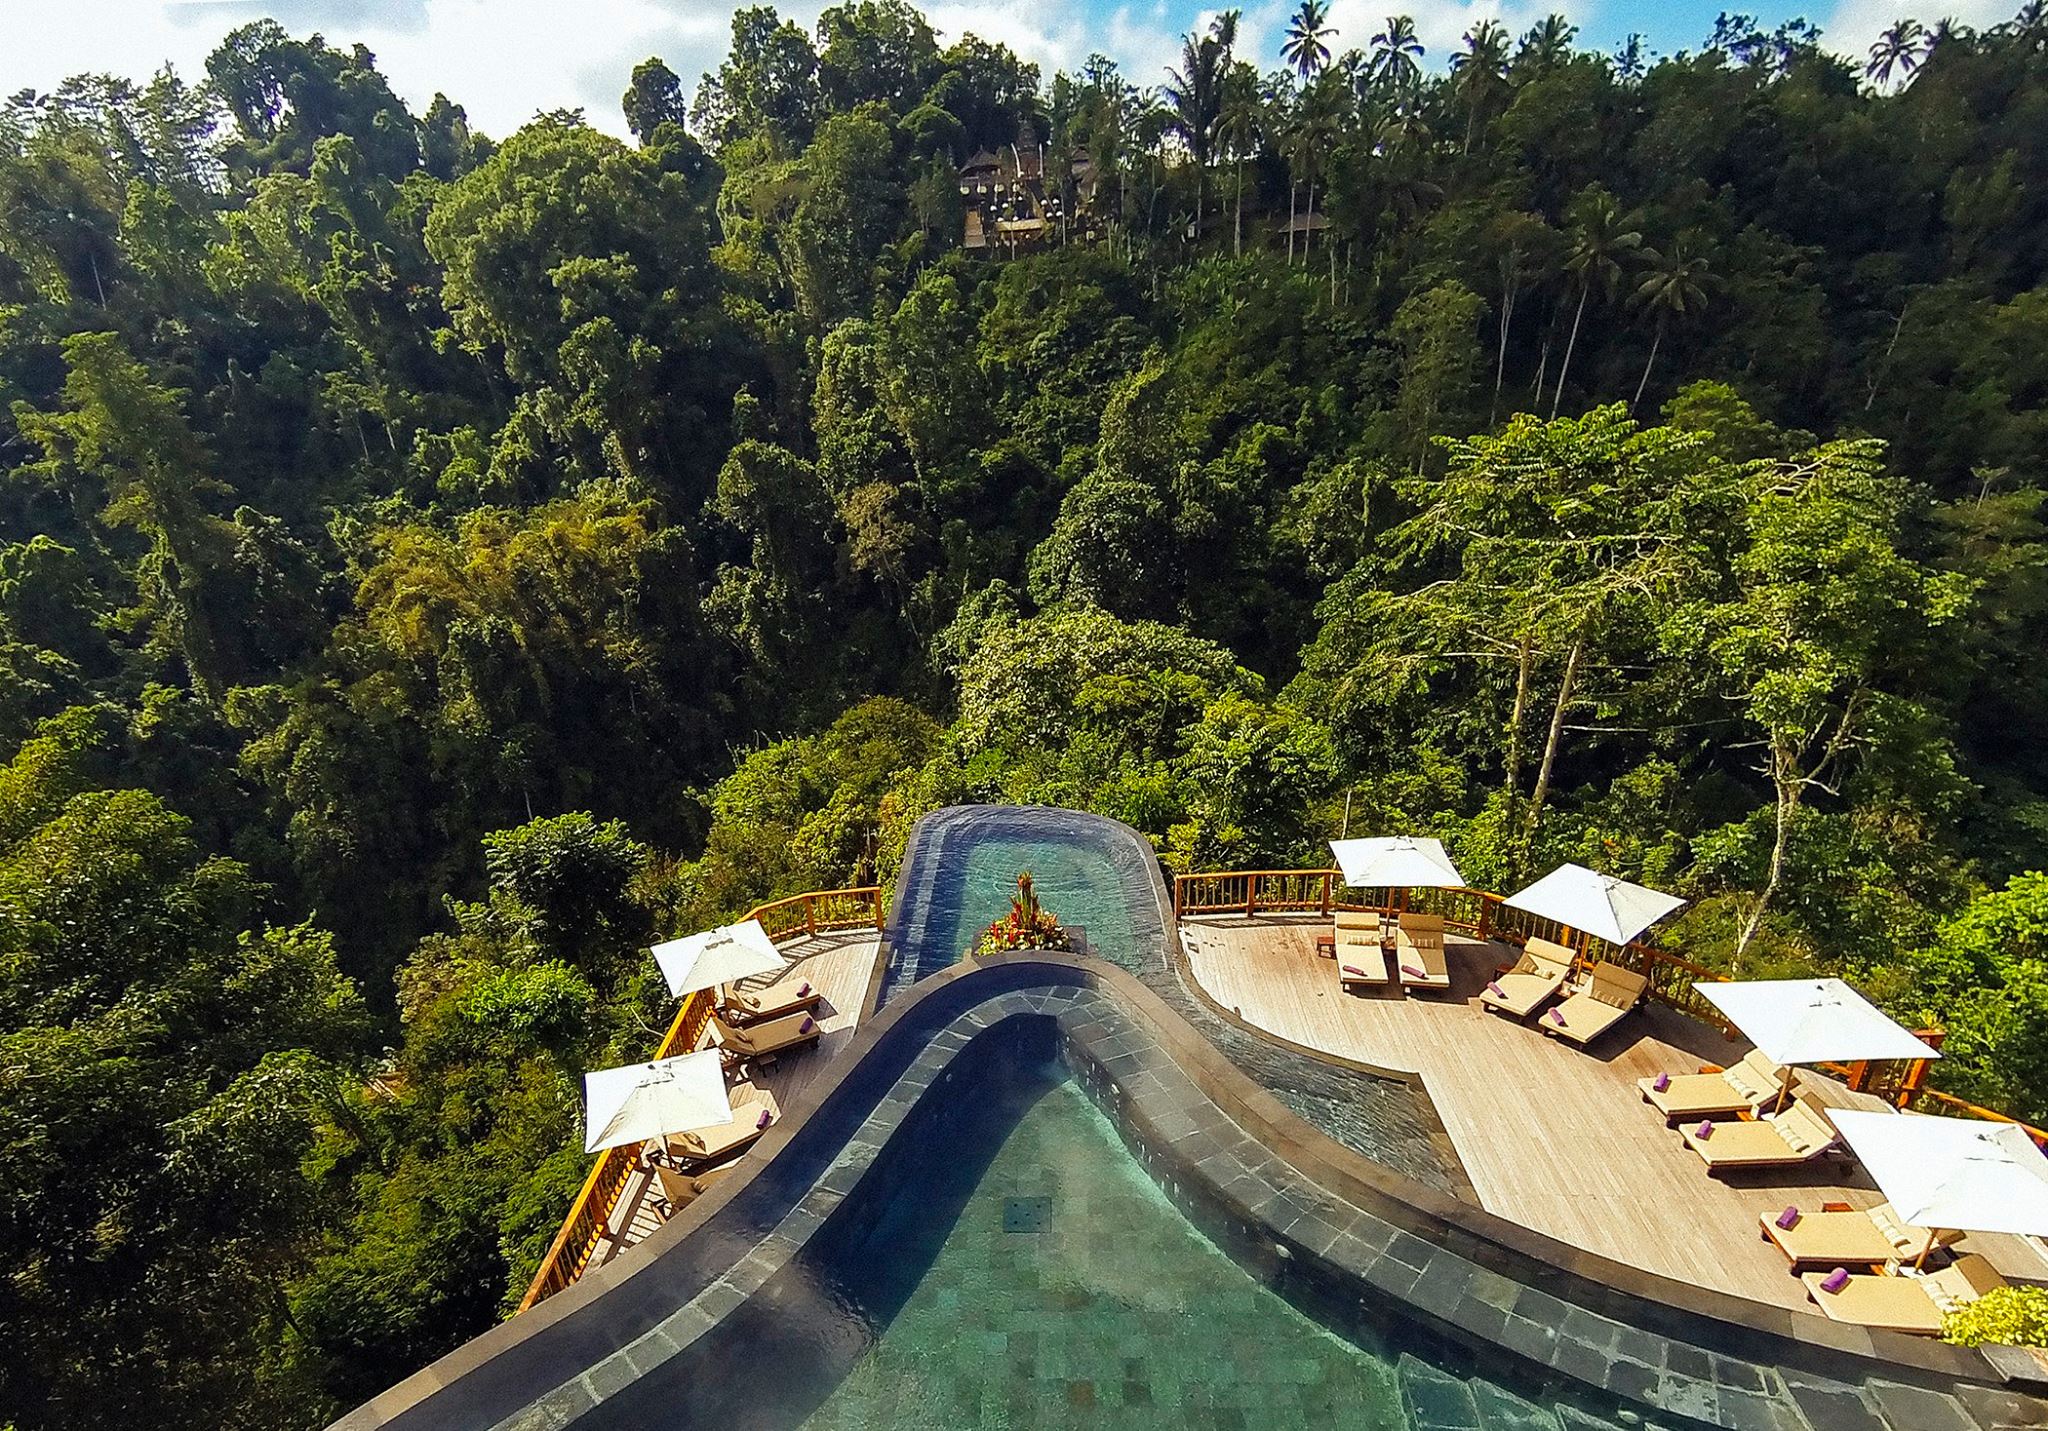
[{"x1": 331, "y1": 945, "x2": 2037, "y2": 1431}]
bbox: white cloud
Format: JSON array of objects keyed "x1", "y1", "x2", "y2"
[
  {"x1": 1320, "y1": 0, "x2": 1557, "y2": 68},
  {"x1": 1819, "y1": 0, "x2": 2015, "y2": 65}
]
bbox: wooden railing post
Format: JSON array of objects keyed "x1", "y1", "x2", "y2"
[
  {"x1": 805, "y1": 895, "x2": 817, "y2": 937},
  {"x1": 1319, "y1": 872, "x2": 1331, "y2": 916},
  {"x1": 1244, "y1": 876, "x2": 1257, "y2": 919}
]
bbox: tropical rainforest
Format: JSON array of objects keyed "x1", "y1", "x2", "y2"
[{"x1": 2, "y1": 3, "x2": 2047, "y2": 1426}]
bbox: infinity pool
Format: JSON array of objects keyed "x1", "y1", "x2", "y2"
[{"x1": 880, "y1": 807, "x2": 1168, "y2": 1005}]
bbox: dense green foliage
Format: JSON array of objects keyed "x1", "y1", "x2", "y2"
[{"x1": 4, "y1": 4, "x2": 2048, "y2": 1423}]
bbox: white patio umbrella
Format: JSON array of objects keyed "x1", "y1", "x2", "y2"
[
  {"x1": 583, "y1": 1049, "x2": 733, "y2": 1154},
  {"x1": 1328, "y1": 836, "x2": 1465, "y2": 890},
  {"x1": 1829, "y1": 1108, "x2": 2048, "y2": 1246},
  {"x1": 1694, "y1": 978, "x2": 1942, "y2": 1067},
  {"x1": 651, "y1": 918, "x2": 786, "y2": 998},
  {"x1": 1502, "y1": 863, "x2": 1686, "y2": 947}
]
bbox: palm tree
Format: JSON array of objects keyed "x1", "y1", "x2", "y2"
[
  {"x1": 1450, "y1": 20, "x2": 1510, "y2": 154},
  {"x1": 1217, "y1": 61, "x2": 1263, "y2": 257},
  {"x1": 1370, "y1": 15, "x2": 1425, "y2": 91},
  {"x1": 1162, "y1": 14, "x2": 1236, "y2": 238},
  {"x1": 1550, "y1": 187, "x2": 1642, "y2": 418},
  {"x1": 1283, "y1": 0, "x2": 1336, "y2": 80},
  {"x1": 1628, "y1": 236, "x2": 1711, "y2": 410},
  {"x1": 1867, "y1": 18, "x2": 1926, "y2": 85},
  {"x1": 1286, "y1": 73, "x2": 1345, "y2": 268},
  {"x1": 1517, "y1": 14, "x2": 1577, "y2": 73},
  {"x1": 1923, "y1": 16, "x2": 1961, "y2": 59}
]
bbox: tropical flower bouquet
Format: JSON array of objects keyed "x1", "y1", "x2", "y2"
[{"x1": 971, "y1": 871, "x2": 1071, "y2": 957}]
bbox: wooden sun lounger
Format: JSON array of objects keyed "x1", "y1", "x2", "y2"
[
  {"x1": 1478, "y1": 936, "x2": 1574, "y2": 1018},
  {"x1": 664, "y1": 1082, "x2": 781, "y2": 1164},
  {"x1": 651, "y1": 1164, "x2": 730, "y2": 1218},
  {"x1": 1538, "y1": 960, "x2": 1648, "y2": 1047},
  {"x1": 1801, "y1": 1255, "x2": 2006, "y2": 1335},
  {"x1": 1394, "y1": 914, "x2": 1451, "y2": 991},
  {"x1": 1761, "y1": 1200, "x2": 1960, "y2": 1270},
  {"x1": 726, "y1": 973, "x2": 822, "y2": 1024},
  {"x1": 713, "y1": 1009, "x2": 821, "y2": 1066},
  {"x1": 1679, "y1": 1099, "x2": 1839, "y2": 1176},
  {"x1": 1338, "y1": 946, "x2": 1389, "y2": 989},
  {"x1": 1638, "y1": 1049, "x2": 1792, "y2": 1123}
]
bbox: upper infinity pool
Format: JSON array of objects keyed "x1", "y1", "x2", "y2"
[{"x1": 880, "y1": 806, "x2": 1169, "y2": 1006}]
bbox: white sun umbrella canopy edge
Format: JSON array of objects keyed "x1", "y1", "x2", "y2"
[
  {"x1": 651, "y1": 917, "x2": 787, "y2": 998},
  {"x1": 583, "y1": 1048, "x2": 733, "y2": 1155},
  {"x1": 1327, "y1": 836, "x2": 1466, "y2": 889},
  {"x1": 1501, "y1": 862, "x2": 1686, "y2": 947},
  {"x1": 1693, "y1": 977, "x2": 1941, "y2": 1067},
  {"x1": 1827, "y1": 1108, "x2": 2048, "y2": 1238}
]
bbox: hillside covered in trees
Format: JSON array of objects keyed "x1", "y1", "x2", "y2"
[{"x1": 3, "y1": 4, "x2": 2048, "y2": 1426}]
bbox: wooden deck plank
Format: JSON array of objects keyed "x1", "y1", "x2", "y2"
[
  {"x1": 1182, "y1": 913, "x2": 2048, "y2": 1313},
  {"x1": 599, "y1": 930, "x2": 884, "y2": 1258}
]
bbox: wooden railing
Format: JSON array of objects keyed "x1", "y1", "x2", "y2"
[
  {"x1": 514, "y1": 885, "x2": 885, "y2": 1313},
  {"x1": 1173, "y1": 868, "x2": 1968, "y2": 1112},
  {"x1": 1905, "y1": 1089, "x2": 2048, "y2": 1150}
]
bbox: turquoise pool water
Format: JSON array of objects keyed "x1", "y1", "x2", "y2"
[
  {"x1": 881, "y1": 808, "x2": 1166, "y2": 1004},
  {"x1": 800, "y1": 1074, "x2": 1409, "y2": 1430}
]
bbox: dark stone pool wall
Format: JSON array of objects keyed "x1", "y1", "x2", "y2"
[{"x1": 335, "y1": 952, "x2": 2048, "y2": 1431}]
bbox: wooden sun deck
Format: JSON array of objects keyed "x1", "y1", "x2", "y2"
[
  {"x1": 1182, "y1": 913, "x2": 2048, "y2": 1314},
  {"x1": 594, "y1": 929, "x2": 884, "y2": 1261}
]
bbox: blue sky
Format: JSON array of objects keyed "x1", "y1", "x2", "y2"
[{"x1": 0, "y1": 0, "x2": 1977, "y2": 141}]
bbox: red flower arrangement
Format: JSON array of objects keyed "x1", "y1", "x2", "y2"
[{"x1": 971, "y1": 871, "x2": 1071, "y2": 958}]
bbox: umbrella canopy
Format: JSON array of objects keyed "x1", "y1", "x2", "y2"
[
  {"x1": 1328, "y1": 836, "x2": 1465, "y2": 889},
  {"x1": 583, "y1": 1049, "x2": 732, "y2": 1154},
  {"x1": 1502, "y1": 863, "x2": 1686, "y2": 946},
  {"x1": 1829, "y1": 1109, "x2": 2048, "y2": 1238},
  {"x1": 1694, "y1": 978, "x2": 1942, "y2": 1067},
  {"x1": 651, "y1": 918, "x2": 785, "y2": 998}
]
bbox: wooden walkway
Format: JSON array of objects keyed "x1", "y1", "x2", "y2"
[
  {"x1": 597, "y1": 929, "x2": 884, "y2": 1259},
  {"x1": 1182, "y1": 913, "x2": 2048, "y2": 1312}
]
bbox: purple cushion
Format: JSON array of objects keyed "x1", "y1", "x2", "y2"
[
  {"x1": 1486, "y1": 980, "x2": 1507, "y2": 998},
  {"x1": 1342, "y1": 964, "x2": 1368, "y2": 978},
  {"x1": 1653, "y1": 1073, "x2": 1671, "y2": 1092},
  {"x1": 1400, "y1": 963, "x2": 1427, "y2": 979},
  {"x1": 1820, "y1": 1267, "x2": 1850, "y2": 1294},
  {"x1": 755, "y1": 1108, "x2": 773, "y2": 1130},
  {"x1": 1695, "y1": 1121, "x2": 1714, "y2": 1139},
  {"x1": 798, "y1": 1015, "x2": 816, "y2": 1035},
  {"x1": 797, "y1": 981, "x2": 812, "y2": 997},
  {"x1": 1547, "y1": 1008, "x2": 1567, "y2": 1026},
  {"x1": 1776, "y1": 1206, "x2": 1800, "y2": 1230}
]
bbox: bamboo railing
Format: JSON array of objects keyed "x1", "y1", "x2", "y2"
[
  {"x1": 514, "y1": 885, "x2": 885, "y2": 1313},
  {"x1": 1172, "y1": 869, "x2": 1969, "y2": 1111}
]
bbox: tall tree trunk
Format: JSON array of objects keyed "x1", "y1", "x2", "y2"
[
  {"x1": 1631, "y1": 318, "x2": 1664, "y2": 412},
  {"x1": 1864, "y1": 300, "x2": 1911, "y2": 412},
  {"x1": 1234, "y1": 159, "x2": 1244, "y2": 257},
  {"x1": 1288, "y1": 181, "x2": 1298, "y2": 262},
  {"x1": 1524, "y1": 635, "x2": 1583, "y2": 836},
  {"x1": 1501, "y1": 627, "x2": 1535, "y2": 838},
  {"x1": 1734, "y1": 743, "x2": 1798, "y2": 970},
  {"x1": 1492, "y1": 256, "x2": 1519, "y2": 425},
  {"x1": 1550, "y1": 284, "x2": 1589, "y2": 420}
]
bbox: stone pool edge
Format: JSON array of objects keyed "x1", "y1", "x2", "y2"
[{"x1": 333, "y1": 952, "x2": 2044, "y2": 1431}]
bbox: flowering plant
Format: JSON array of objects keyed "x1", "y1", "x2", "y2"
[{"x1": 971, "y1": 871, "x2": 1070, "y2": 957}]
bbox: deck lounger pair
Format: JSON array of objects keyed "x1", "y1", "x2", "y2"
[
  {"x1": 1394, "y1": 914, "x2": 1451, "y2": 991},
  {"x1": 713, "y1": 1009, "x2": 821, "y2": 1067},
  {"x1": 1760, "y1": 1200, "x2": 1960, "y2": 1270},
  {"x1": 1336, "y1": 910, "x2": 1387, "y2": 988},
  {"x1": 1637, "y1": 1049, "x2": 1792, "y2": 1122},
  {"x1": 1679, "y1": 1098, "x2": 1839, "y2": 1176},
  {"x1": 1478, "y1": 937, "x2": 1575, "y2": 1018},
  {"x1": 1800, "y1": 1254, "x2": 2007, "y2": 1335},
  {"x1": 663, "y1": 1081, "x2": 782, "y2": 1165},
  {"x1": 1537, "y1": 960, "x2": 1648, "y2": 1046},
  {"x1": 725, "y1": 973, "x2": 822, "y2": 1024}
]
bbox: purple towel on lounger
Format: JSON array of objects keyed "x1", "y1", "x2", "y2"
[
  {"x1": 1695, "y1": 1121, "x2": 1714, "y2": 1139},
  {"x1": 798, "y1": 980, "x2": 811, "y2": 997},
  {"x1": 1486, "y1": 980, "x2": 1506, "y2": 998},
  {"x1": 1401, "y1": 963, "x2": 1426, "y2": 979},
  {"x1": 1547, "y1": 1008, "x2": 1566, "y2": 1026},
  {"x1": 1820, "y1": 1267, "x2": 1850, "y2": 1294},
  {"x1": 1776, "y1": 1206, "x2": 1800, "y2": 1230},
  {"x1": 756, "y1": 1108, "x2": 773, "y2": 1130},
  {"x1": 1342, "y1": 964, "x2": 1368, "y2": 978},
  {"x1": 1653, "y1": 1072, "x2": 1671, "y2": 1092},
  {"x1": 799, "y1": 1015, "x2": 816, "y2": 1034}
]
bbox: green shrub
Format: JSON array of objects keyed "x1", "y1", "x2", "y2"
[{"x1": 1943, "y1": 1286, "x2": 2048, "y2": 1347}]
